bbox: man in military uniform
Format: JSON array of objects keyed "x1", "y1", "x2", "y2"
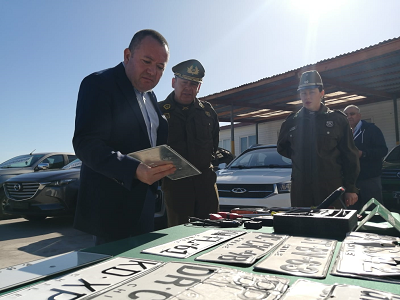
[
  {"x1": 277, "y1": 70, "x2": 359, "y2": 208},
  {"x1": 159, "y1": 59, "x2": 220, "y2": 226}
]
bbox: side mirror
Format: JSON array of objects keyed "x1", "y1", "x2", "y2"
[
  {"x1": 36, "y1": 163, "x2": 50, "y2": 170},
  {"x1": 218, "y1": 163, "x2": 227, "y2": 170}
]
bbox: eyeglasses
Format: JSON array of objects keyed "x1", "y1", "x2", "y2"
[{"x1": 345, "y1": 112, "x2": 358, "y2": 116}]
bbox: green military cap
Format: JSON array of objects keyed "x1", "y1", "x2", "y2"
[
  {"x1": 297, "y1": 70, "x2": 323, "y2": 91},
  {"x1": 172, "y1": 59, "x2": 205, "y2": 83}
]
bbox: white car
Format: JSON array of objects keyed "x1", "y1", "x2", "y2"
[{"x1": 216, "y1": 144, "x2": 291, "y2": 210}]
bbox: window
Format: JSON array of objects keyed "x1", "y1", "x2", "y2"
[
  {"x1": 67, "y1": 155, "x2": 77, "y2": 163},
  {"x1": 219, "y1": 139, "x2": 231, "y2": 151},
  {"x1": 0, "y1": 154, "x2": 44, "y2": 168},
  {"x1": 240, "y1": 135, "x2": 257, "y2": 153},
  {"x1": 43, "y1": 155, "x2": 65, "y2": 169}
]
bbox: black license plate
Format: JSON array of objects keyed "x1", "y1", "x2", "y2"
[{"x1": 11, "y1": 201, "x2": 29, "y2": 209}]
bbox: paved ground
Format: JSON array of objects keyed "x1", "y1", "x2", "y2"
[{"x1": 0, "y1": 216, "x2": 93, "y2": 269}]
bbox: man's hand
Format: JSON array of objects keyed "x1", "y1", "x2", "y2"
[
  {"x1": 135, "y1": 163, "x2": 176, "y2": 185},
  {"x1": 344, "y1": 192, "x2": 358, "y2": 206},
  {"x1": 358, "y1": 150, "x2": 363, "y2": 158}
]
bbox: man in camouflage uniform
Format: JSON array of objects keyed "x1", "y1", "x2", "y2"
[
  {"x1": 277, "y1": 70, "x2": 359, "y2": 208},
  {"x1": 159, "y1": 59, "x2": 220, "y2": 226}
]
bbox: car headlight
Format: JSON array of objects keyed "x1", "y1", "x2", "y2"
[
  {"x1": 277, "y1": 182, "x2": 291, "y2": 193},
  {"x1": 44, "y1": 179, "x2": 77, "y2": 186}
]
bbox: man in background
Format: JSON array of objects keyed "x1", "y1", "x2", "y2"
[
  {"x1": 73, "y1": 29, "x2": 175, "y2": 245},
  {"x1": 277, "y1": 70, "x2": 359, "y2": 208},
  {"x1": 344, "y1": 105, "x2": 388, "y2": 210},
  {"x1": 159, "y1": 59, "x2": 220, "y2": 226}
]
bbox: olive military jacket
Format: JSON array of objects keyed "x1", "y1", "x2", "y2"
[
  {"x1": 277, "y1": 104, "x2": 360, "y2": 197},
  {"x1": 158, "y1": 92, "x2": 220, "y2": 225},
  {"x1": 159, "y1": 92, "x2": 219, "y2": 171}
]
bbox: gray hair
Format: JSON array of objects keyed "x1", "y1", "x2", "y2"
[{"x1": 344, "y1": 105, "x2": 360, "y2": 113}]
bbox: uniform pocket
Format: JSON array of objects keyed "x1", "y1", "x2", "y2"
[
  {"x1": 317, "y1": 130, "x2": 338, "y2": 154},
  {"x1": 195, "y1": 115, "x2": 213, "y2": 140}
]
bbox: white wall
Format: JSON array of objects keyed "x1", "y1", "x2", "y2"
[{"x1": 219, "y1": 99, "x2": 400, "y2": 154}]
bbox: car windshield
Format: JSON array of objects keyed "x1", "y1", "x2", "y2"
[
  {"x1": 62, "y1": 158, "x2": 82, "y2": 170},
  {"x1": 229, "y1": 147, "x2": 292, "y2": 169},
  {"x1": 385, "y1": 146, "x2": 400, "y2": 163},
  {"x1": 0, "y1": 154, "x2": 45, "y2": 168}
]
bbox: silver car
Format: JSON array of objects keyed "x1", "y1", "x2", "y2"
[{"x1": 216, "y1": 145, "x2": 291, "y2": 210}]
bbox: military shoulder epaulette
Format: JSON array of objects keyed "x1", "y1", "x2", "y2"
[{"x1": 199, "y1": 100, "x2": 212, "y2": 108}]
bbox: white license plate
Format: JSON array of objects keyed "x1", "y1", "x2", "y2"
[
  {"x1": 333, "y1": 232, "x2": 400, "y2": 277},
  {"x1": 0, "y1": 257, "x2": 162, "y2": 299},
  {"x1": 85, "y1": 262, "x2": 290, "y2": 300},
  {"x1": 0, "y1": 251, "x2": 110, "y2": 292},
  {"x1": 196, "y1": 232, "x2": 288, "y2": 265},
  {"x1": 280, "y1": 279, "x2": 400, "y2": 300},
  {"x1": 141, "y1": 229, "x2": 246, "y2": 258},
  {"x1": 254, "y1": 236, "x2": 337, "y2": 278}
]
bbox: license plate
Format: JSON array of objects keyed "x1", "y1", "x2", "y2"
[
  {"x1": 331, "y1": 232, "x2": 400, "y2": 279},
  {"x1": 280, "y1": 279, "x2": 400, "y2": 300},
  {"x1": 0, "y1": 251, "x2": 110, "y2": 292},
  {"x1": 195, "y1": 232, "x2": 288, "y2": 265},
  {"x1": 0, "y1": 257, "x2": 162, "y2": 299},
  {"x1": 141, "y1": 229, "x2": 246, "y2": 258},
  {"x1": 84, "y1": 262, "x2": 290, "y2": 300},
  {"x1": 10, "y1": 200, "x2": 29, "y2": 209},
  {"x1": 254, "y1": 236, "x2": 337, "y2": 278}
]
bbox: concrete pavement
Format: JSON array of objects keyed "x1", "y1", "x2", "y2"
[{"x1": 0, "y1": 216, "x2": 93, "y2": 269}]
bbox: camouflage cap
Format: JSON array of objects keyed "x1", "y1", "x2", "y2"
[
  {"x1": 297, "y1": 70, "x2": 323, "y2": 91},
  {"x1": 172, "y1": 59, "x2": 205, "y2": 83}
]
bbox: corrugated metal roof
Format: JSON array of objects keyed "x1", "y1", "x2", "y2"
[{"x1": 201, "y1": 37, "x2": 400, "y2": 123}]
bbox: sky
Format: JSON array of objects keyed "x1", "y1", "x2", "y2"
[{"x1": 1, "y1": 0, "x2": 400, "y2": 163}]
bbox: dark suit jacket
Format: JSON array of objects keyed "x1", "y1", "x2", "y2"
[{"x1": 73, "y1": 63, "x2": 168, "y2": 238}]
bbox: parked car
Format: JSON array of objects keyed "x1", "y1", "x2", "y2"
[
  {"x1": 3, "y1": 159, "x2": 167, "y2": 227},
  {"x1": 0, "y1": 152, "x2": 77, "y2": 219},
  {"x1": 216, "y1": 144, "x2": 291, "y2": 210},
  {"x1": 3, "y1": 158, "x2": 81, "y2": 221},
  {"x1": 381, "y1": 145, "x2": 400, "y2": 211}
]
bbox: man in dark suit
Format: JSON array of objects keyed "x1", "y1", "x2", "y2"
[
  {"x1": 344, "y1": 105, "x2": 388, "y2": 211},
  {"x1": 73, "y1": 29, "x2": 175, "y2": 245}
]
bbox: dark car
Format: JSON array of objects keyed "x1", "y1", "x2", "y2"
[
  {"x1": 3, "y1": 159, "x2": 81, "y2": 221},
  {"x1": 381, "y1": 145, "x2": 400, "y2": 212},
  {"x1": 0, "y1": 152, "x2": 77, "y2": 219},
  {"x1": 3, "y1": 159, "x2": 167, "y2": 227}
]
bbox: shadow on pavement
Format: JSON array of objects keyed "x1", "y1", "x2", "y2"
[
  {"x1": 18, "y1": 235, "x2": 93, "y2": 258},
  {"x1": 0, "y1": 216, "x2": 83, "y2": 242}
]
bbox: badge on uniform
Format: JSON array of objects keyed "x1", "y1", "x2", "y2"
[
  {"x1": 164, "y1": 113, "x2": 170, "y2": 119},
  {"x1": 163, "y1": 104, "x2": 171, "y2": 110},
  {"x1": 187, "y1": 65, "x2": 199, "y2": 75},
  {"x1": 289, "y1": 126, "x2": 296, "y2": 132},
  {"x1": 205, "y1": 111, "x2": 211, "y2": 117},
  {"x1": 326, "y1": 121, "x2": 334, "y2": 127}
]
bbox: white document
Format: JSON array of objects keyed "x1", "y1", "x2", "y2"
[{"x1": 128, "y1": 144, "x2": 201, "y2": 180}]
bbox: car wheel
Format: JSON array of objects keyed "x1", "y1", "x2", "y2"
[{"x1": 23, "y1": 215, "x2": 47, "y2": 221}]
